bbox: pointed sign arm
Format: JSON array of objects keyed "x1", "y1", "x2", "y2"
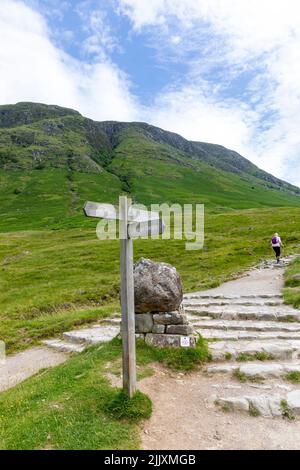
[{"x1": 83, "y1": 200, "x2": 161, "y2": 223}]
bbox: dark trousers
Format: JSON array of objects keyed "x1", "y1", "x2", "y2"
[{"x1": 273, "y1": 246, "x2": 281, "y2": 258}]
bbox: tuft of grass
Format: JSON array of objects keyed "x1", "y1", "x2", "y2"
[
  {"x1": 280, "y1": 400, "x2": 295, "y2": 421},
  {"x1": 285, "y1": 371, "x2": 300, "y2": 384},
  {"x1": 136, "y1": 335, "x2": 211, "y2": 372},
  {"x1": 221, "y1": 403, "x2": 231, "y2": 413},
  {"x1": 225, "y1": 352, "x2": 233, "y2": 360},
  {"x1": 237, "y1": 352, "x2": 274, "y2": 362},
  {"x1": 249, "y1": 403, "x2": 260, "y2": 417},
  {"x1": 106, "y1": 390, "x2": 152, "y2": 423},
  {"x1": 279, "y1": 315, "x2": 298, "y2": 323},
  {"x1": 233, "y1": 369, "x2": 264, "y2": 383},
  {"x1": 233, "y1": 369, "x2": 247, "y2": 383},
  {"x1": 214, "y1": 398, "x2": 231, "y2": 413}
]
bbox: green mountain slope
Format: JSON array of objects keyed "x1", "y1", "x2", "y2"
[{"x1": 0, "y1": 102, "x2": 299, "y2": 231}]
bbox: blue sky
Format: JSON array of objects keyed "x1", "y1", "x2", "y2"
[{"x1": 0, "y1": 0, "x2": 300, "y2": 187}]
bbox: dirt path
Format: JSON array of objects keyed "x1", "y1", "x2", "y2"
[
  {"x1": 140, "y1": 258, "x2": 300, "y2": 450},
  {"x1": 198, "y1": 263, "x2": 284, "y2": 296},
  {"x1": 139, "y1": 365, "x2": 300, "y2": 450}
]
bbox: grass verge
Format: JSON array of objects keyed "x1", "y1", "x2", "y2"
[
  {"x1": 0, "y1": 339, "x2": 143, "y2": 450},
  {"x1": 0, "y1": 336, "x2": 210, "y2": 450},
  {"x1": 283, "y1": 257, "x2": 300, "y2": 309},
  {"x1": 1, "y1": 206, "x2": 300, "y2": 352}
]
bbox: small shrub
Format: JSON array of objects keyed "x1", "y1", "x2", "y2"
[{"x1": 233, "y1": 369, "x2": 247, "y2": 383}]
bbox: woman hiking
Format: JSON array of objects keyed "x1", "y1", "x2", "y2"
[{"x1": 271, "y1": 233, "x2": 283, "y2": 264}]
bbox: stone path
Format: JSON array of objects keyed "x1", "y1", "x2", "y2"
[
  {"x1": 2, "y1": 254, "x2": 300, "y2": 428},
  {"x1": 182, "y1": 256, "x2": 300, "y2": 419},
  {"x1": 0, "y1": 347, "x2": 67, "y2": 392},
  {"x1": 0, "y1": 319, "x2": 121, "y2": 392},
  {"x1": 43, "y1": 321, "x2": 120, "y2": 353}
]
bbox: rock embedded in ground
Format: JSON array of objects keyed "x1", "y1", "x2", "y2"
[
  {"x1": 245, "y1": 395, "x2": 273, "y2": 417},
  {"x1": 287, "y1": 390, "x2": 300, "y2": 415},
  {"x1": 217, "y1": 397, "x2": 249, "y2": 412},
  {"x1": 134, "y1": 258, "x2": 183, "y2": 313}
]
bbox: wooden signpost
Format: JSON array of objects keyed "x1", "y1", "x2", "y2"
[{"x1": 84, "y1": 196, "x2": 165, "y2": 397}]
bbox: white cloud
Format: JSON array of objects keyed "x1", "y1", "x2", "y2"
[
  {"x1": 117, "y1": 0, "x2": 300, "y2": 187},
  {"x1": 1, "y1": 0, "x2": 299, "y2": 188},
  {"x1": 76, "y1": 2, "x2": 120, "y2": 60},
  {"x1": 0, "y1": 0, "x2": 139, "y2": 121},
  {"x1": 147, "y1": 85, "x2": 256, "y2": 152}
]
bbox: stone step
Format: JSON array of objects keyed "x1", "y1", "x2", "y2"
[
  {"x1": 214, "y1": 390, "x2": 300, "y2": 418},
  {"x1": 184, "y1": 294, "x2": 282, "y2": 300},
  {"x1": 63, "y1": 325, "x2": 120, "y2": 345},
  {"x1": 207, "y1": 362, "x2": 300, "y2": 380},
  {"x1": 183, "y1": 298, "x2": 283, "y2": 307},
  {"x1": 198, "y1": 329, "x2": 300, "y2": 342},
  {"x1": 209, "y1": 339, "x2": 300, "y2": 362},
  {"x1": 185, "y1": 305, "x2": 300, "y2": 322},
  {"x1": 188, "y1": 318, "x2": 300, "y2": 332},
  {"x1": 99, "y1": 318, "x2": 121, "y2": 326},
  {"x1": 42, "y1": 339, "x2": 85, "y2": 354}
]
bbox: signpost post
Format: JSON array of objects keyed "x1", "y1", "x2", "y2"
[{"x1": 84, "y1": 196, "x2": 165, "y2": 397}]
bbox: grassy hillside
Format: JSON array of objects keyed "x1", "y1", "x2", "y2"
[
  {"x1": 0, "y1": 102, "x2": 299, "y2": 352},
  {"x1": 1, "y1": 207, "x2": 300, "y2": 352},
  {"x1": 0, "y1": 102, "x2": 299, "y2": 234}
]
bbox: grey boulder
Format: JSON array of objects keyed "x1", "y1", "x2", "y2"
[{"x1": 134, "y1": 258, "x2": 183, "y2": 313}]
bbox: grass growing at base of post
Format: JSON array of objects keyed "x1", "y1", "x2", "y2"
[
  {"x1": 106, "y1": 390, "x2": 152, "y2": 422},
  {"x1": 136, "y1": 335, "x2": 211, "y2": 372},
  {"x1": 283, "y1": 257, "x2": 300, "y2": 309}
]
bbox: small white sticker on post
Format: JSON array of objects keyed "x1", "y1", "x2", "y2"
[{"x1": 180, "y1": 336, "x2": 190, "y2": 348}]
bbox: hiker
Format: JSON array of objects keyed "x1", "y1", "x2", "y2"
[{"x1": 271, "y1": 233, "x2": 283, "y2": 263}]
